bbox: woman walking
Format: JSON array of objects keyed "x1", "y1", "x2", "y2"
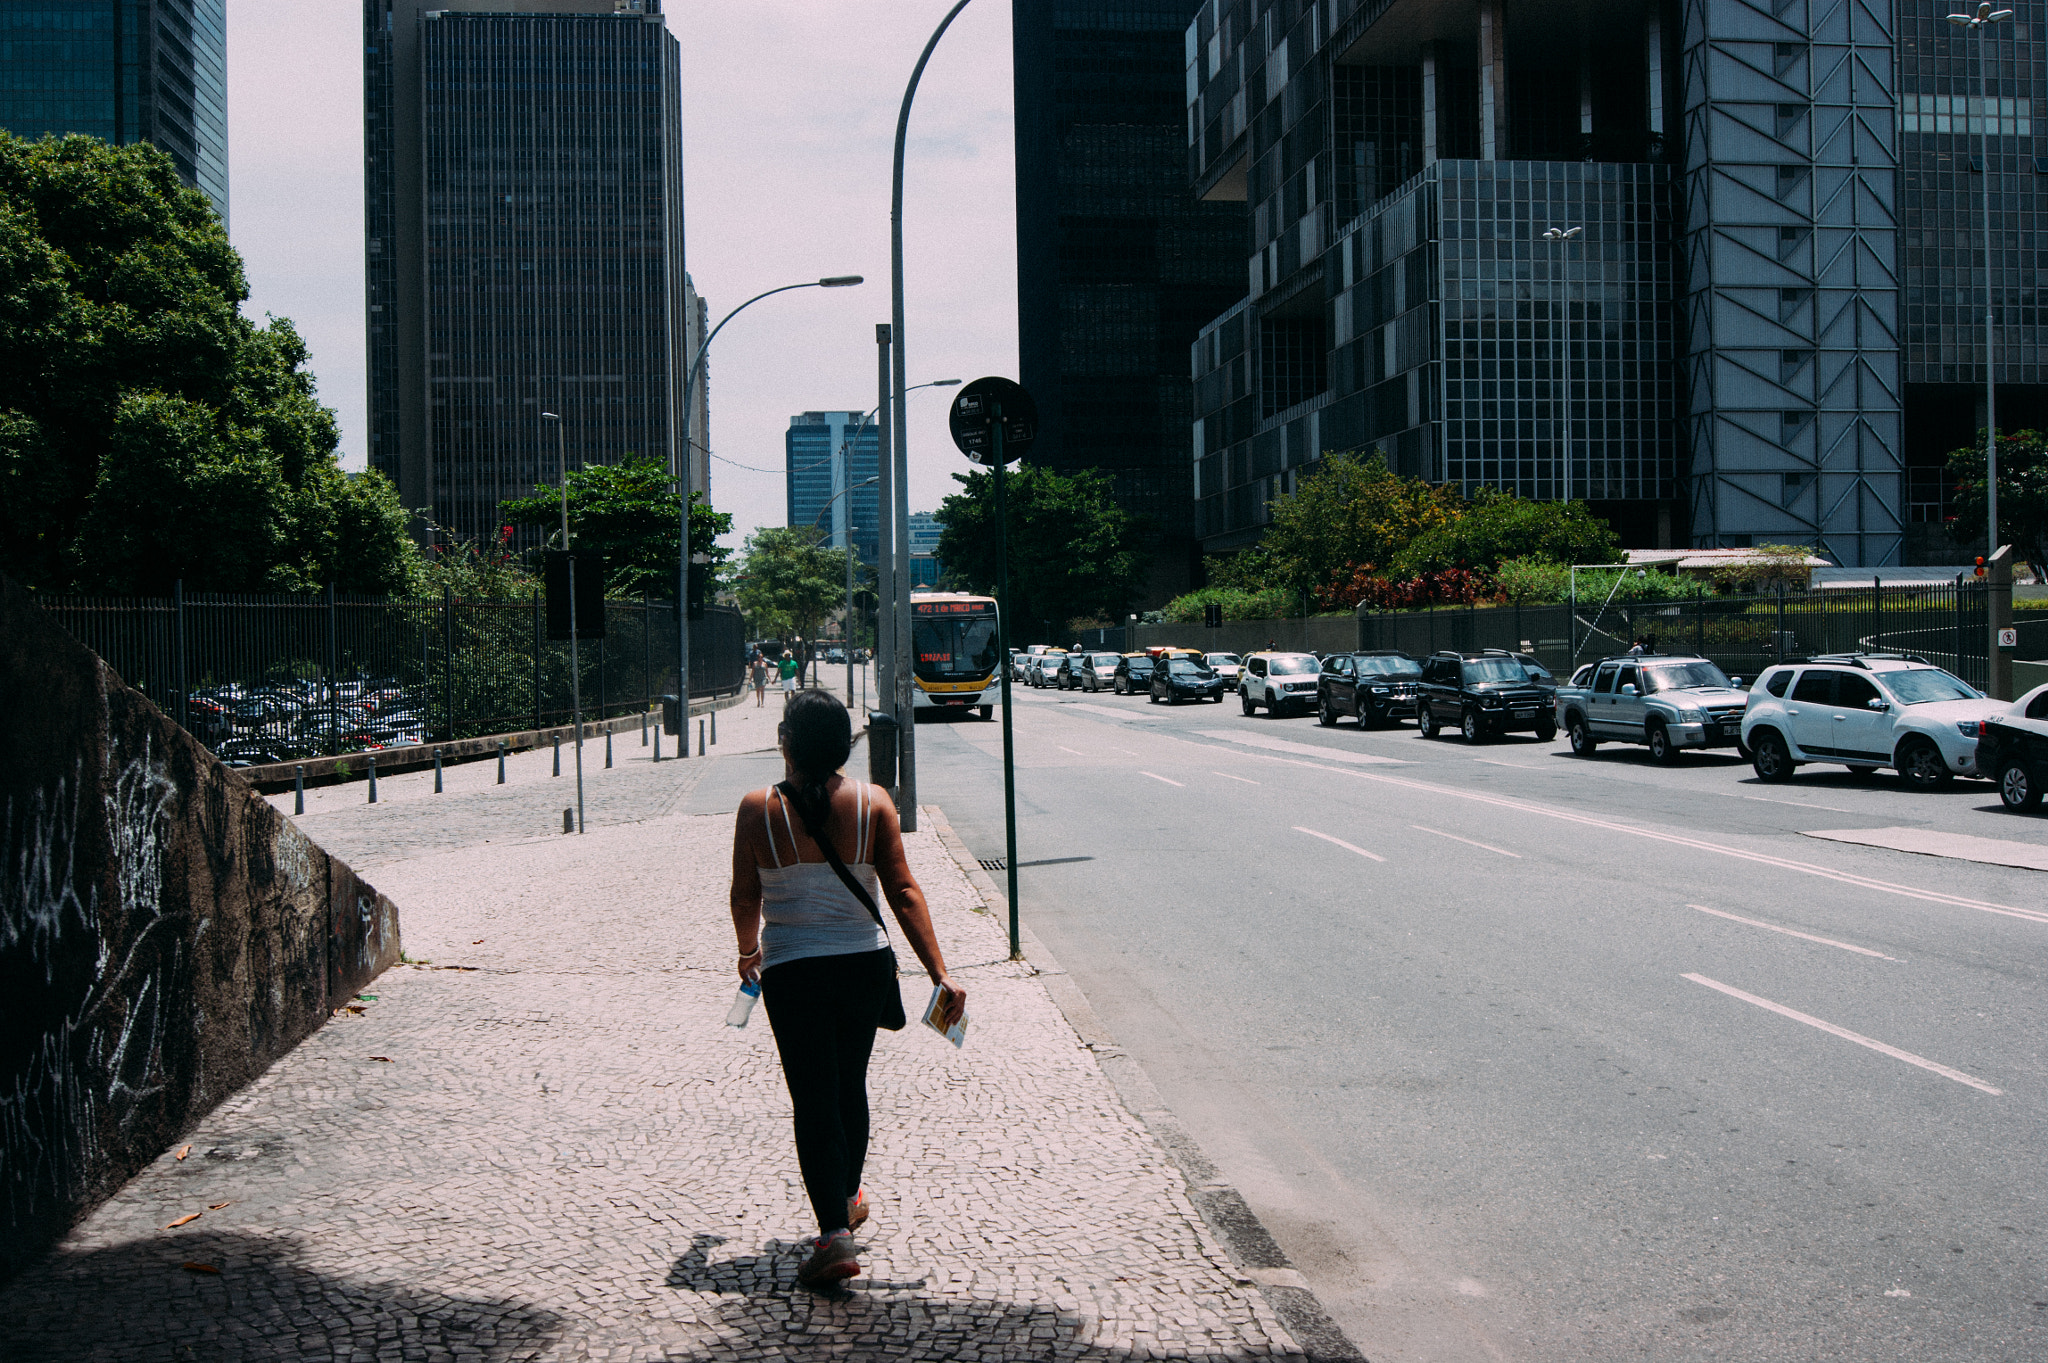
[
  {"x1": 729, "y1": 690, "x2": 967, "y2": 1290},
  {"x1": 751, "y1": 649, "x2": 769, "y2": 707}
]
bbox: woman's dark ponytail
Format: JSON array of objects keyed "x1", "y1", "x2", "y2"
[{"x1": 779, "y1": 690, "x2": 853, "y2": 842}]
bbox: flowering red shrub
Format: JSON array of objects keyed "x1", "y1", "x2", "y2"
[{"x1": 1321, "y1": 563, "x2": 1496, "y2": 610}]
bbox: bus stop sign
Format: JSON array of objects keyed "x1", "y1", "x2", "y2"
[{"x1": 948, "y1": 377, "x2": 1036, "y2": 465}]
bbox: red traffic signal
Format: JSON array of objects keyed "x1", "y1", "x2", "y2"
[{"x1": 1975, "y1": 556, "x2": 1987, "y2": 578}]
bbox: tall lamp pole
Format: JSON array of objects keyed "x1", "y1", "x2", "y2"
[
  {"x1": 1947, "y1": 2, "x2": 2013, "y2": 567},
  {"x1": 675, "y1": 274, "x2": 861, "y2": 743},
  {"x1": 541, "y1": 411, "x2": 584, "y2": 834},
  {"x1": 1541, "y1": 225, "x2": 1583, "y2": 503},
  {"x1": 890, "y1": 0, "x2": 975, "y2": 833}
]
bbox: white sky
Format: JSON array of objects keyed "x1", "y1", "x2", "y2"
[{"x1": 227, "y1": 0, "x2": 1016, "y2": 551}]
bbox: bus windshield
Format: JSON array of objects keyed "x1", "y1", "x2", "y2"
[{"x1": 913, "y1": 609, "x2": 1000, "y2": 681}]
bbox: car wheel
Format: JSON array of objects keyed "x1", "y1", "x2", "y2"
[
  {"x1": 1567, "y1": 714, "x2": 1598, "y2": 756},
  {"x1": 1213, "y1": 693, "x2": 1225, "y2": 702},
  {"x1": 1417, "y1": 706, "x2": 1438, "y2": 739},
  {"x1": 1242, "y1": 694, "x2": 1258, "y2": 717},
  {"x1": 1998, "y1": 758, "x2": 2041, "y2": 810},
  {"x1": 1750, "y1": 729, "x2": 1793, "y2": 783},
  {"x1": 1318, "y1": 698, "x2": 1337, "y2": 727},
  {"x1": 1114, "y1": 677, "x2": 1127, "y2": 694},
  {"x1": 1647, "y1": 720, "x2": 1679, "y2": 764},
  {"x1": 1461, "y1": 708, "x2": 1486, "y2": 743},
  {"x1": 1897, "y1": 738, "x2": 1953, "y2": 791},
  {"x1": 1534, "y1": 721, "x2": 1557, "y2": 743},
  {"x1": 978, "y1": 705, "x2": 993, "y2": 720}
]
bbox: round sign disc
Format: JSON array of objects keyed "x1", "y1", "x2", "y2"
[{"x1": 948, "y1": 377, "x2": 1037, "y2": 465}]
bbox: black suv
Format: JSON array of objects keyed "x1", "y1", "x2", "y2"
[
  {"x1": 1318, "y1": 651, "x2": 1423, "y2": 728},
  {"x1": 1416, "y1": 650, "x2": 1557, "y2": 743}
]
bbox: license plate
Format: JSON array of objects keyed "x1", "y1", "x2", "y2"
[{"x1": 1512, "y1": 709, "x2": 1534, "y2": 717}]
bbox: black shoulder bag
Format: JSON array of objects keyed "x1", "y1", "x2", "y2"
[{"x1": 776, "y1": 782, "x2": 907, "y2": 1031}]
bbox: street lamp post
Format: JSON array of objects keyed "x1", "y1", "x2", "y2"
[
  {"x1": 675, "y1": 274, "x2": 862, "y2": 746},
  {"x1": 890, "y1": 0, "x2": 975, "y2": 833},
  {"x1": 1541, "y1": 225, "x2": 1583, "y2": 503},
  {"x1": 1947, "y1": 2, "x2": 2013, "y2": 566},
  {"x1": 810, "y1": 474, "x2": 881, "y2": 703},
  {"x1": 540, "y1": 411, "x2": 584, "y2": 834}
]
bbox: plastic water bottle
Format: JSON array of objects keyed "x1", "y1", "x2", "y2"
[{"x1": 726, "y1": 979, "x2": 761, "y2": 1028}]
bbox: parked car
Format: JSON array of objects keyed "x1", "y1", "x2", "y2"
[
  {"x1": 1415, "y1": 651, "x2": 1556, "y2": 742},
  {"x1": 1112, "y1": 652, "x2": 1158, "y2": 695},
  {"x1": 1151, "y1": 654, "x2": 1226, "y2": 704},
  {"x1": 1318, "y1": 651, "x2": 1423, "y2": 727},
  {"x1": 1978, "y1": 682, "x2": 2048, "y2": 810},
  {"x1": 1028, "y1": 651, "x2": 1068, "y2": 687},
  {"x1": 1240, "y1": 652, "x2": 1321, "y2": 716},
  {"x1": 1554, "y1": 652, "x2": 1751, "y2": 762},
  {"x1": 1072, "y1": 651, "x2": 1125, "y2": 692},
  {"x1": 1205, "y1": 652, "x2": 1244, "y2": 689},
  {"x1": 1740, "y1": 652, "x2": 2007, "y2": 789},
  {"x1": 824, "y1": 647, "x2": 846, "y2": 665}
]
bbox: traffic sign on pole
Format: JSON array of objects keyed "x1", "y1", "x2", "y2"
[{"x1": 949, "y1": 377, "x2": 1036, "y2": 464}]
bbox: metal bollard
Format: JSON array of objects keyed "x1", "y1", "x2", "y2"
[
  {"x1": 433, "y1": 748, "x2": 443, "y2": 793},
  {"x1": 641, "y1": 710, "x2": 648, "y2": 747},
  {"x1": 294, "y1": 765, "x2": 305, "y2": 816},
  {"x1": 553, "y1": 732, "x2": 561, "y2": 776},
  {"x1": 497, "y1": 739, "x2": 507, "y2": 784},
  {"x1": 710, "y1": 709, "x2": 717, "y2": 746},
  {"x1": 562, "y1": 807, "x2": 573, "y2": 834},
  {"x1": 653, "y1": 722, "x2": 662, "y2": 762},
  {"x1": 367, "y1": 754, "x2": 378, "y2": 804},
  {"x1": 698, "y1": 717, "x2": 706, "y2": 757},
  {"x1": 605, "y1": 728, "x2": 613, "y2": 769}
]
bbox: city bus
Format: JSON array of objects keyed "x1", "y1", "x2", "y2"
[{"x1": 911, "y1": 592, "x2": 1000, "y2": 718}]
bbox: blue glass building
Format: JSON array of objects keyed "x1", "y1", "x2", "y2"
[
  {"x1": 908, "y1": 510, "x2": 943, "y2": 587},
  {"x1": 787, "y1": 411, "x2": 881, "y2": 564},
  {"x1": 0, "y1": 0, "x2": 230, "y2": 228}
]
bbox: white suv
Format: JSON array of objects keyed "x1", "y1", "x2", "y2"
[
  {"x1": 1740, "y1": 654, "x2": 2005, "y2": 790},
  {"x1": 1240, "y1": 652, "x2": 1321, "y2": 716}
]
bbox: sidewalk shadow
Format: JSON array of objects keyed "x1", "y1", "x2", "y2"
[
  {"x1": 665, "y1": 1234, "x2": 1309, "y2": 1362},
  {"x1": 3, "y1": 1228, "x2": 563, "y2": 1362}
]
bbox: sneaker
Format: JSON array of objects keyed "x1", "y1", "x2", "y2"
[
  {"x1": 846, "y1": 1189, "x2": 871, "y2": 1234},
  {"x1": 796, "y1": 1229, "x2": 860, "y2": 1290}
]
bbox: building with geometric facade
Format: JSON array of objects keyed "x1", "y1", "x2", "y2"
[
  {"x1": 1185, "y1": 0, "x2": 2048, "y2": 567},
  {"x1": 786, "y1": 411, "x2": 882, "y2": 565},
  {"x1": 1014, "y1": 0, "x2": 1248, "y2": 598},
  {"x1": 0, "y1": 0, "x2": 230, "y2": 229},
  {"x1": 363, "y1": 0, "x2": 703, "y2": 549}
]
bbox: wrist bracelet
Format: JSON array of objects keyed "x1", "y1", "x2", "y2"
[{"x1": 739, "y1": 945, "x2": 762, "y2": 958}]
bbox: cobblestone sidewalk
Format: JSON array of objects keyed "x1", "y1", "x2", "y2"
[{"x1": 2, "y1": 736, "x2": 1308, "y2": 1361}]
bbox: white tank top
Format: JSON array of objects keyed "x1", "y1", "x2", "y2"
[{"x1": 757, "y1": 783, "x2": 888, "y2": 970}]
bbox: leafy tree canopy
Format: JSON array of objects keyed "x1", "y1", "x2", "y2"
[
  {"x1": 1945, "y1": 429, "x2": 2048, "y2": 575},
  {"x1": 933, "y1": 464, "x2": 1148, "y2": 636},
  {"x1": 499, "y1": 453, "x2": 732, "y2": 598},
  {"x1": 734, "y1": 525, "x2": 867, "y2": 643},
  {"x1": 0, "y1": 132, "x2": 417, "y2": 595},
  {"x1": 1254, "y1": 452, "x2": 1465, "y2": 595},
  {"x1": 1390, "y1": 488, "x2": 1620, "y2": 577}
]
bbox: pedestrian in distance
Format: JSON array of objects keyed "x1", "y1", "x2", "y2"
[
  {"x1": 752, "y1": 651, "x2": 769, "y2": 707},
  {"x1": 728, "y1": 689, "x2": 968, "y2": 1291},
  {"x1": 779, "y1": 649, "x2": 800, "y2": 702}
]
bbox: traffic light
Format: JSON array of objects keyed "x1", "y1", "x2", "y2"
[
  {"x1": 543, "y1": 550, "x2": 606, "y2": 639},
  {"x1": 1204, "y1": 601, "x2": 1223, "y2": 629},
  {"x1": 1975, "y1": 556, "x2": 1987, "y2": 579}
]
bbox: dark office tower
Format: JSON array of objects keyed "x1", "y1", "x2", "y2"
[
  {"x1": 1013, "y1": 0, "x2": 1245, "y2": 598},
  {"x1": 0, "y1": 1, "x2": 230, "y2": 228},
  {"x1": 364, "y1": 0, "x2": 701, "y2": 548}
]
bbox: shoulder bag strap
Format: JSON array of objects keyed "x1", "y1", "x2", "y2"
[{"x1": 775, "y1": 781, "x2": 888, "y2": 933}]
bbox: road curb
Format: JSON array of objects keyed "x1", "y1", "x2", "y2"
[{"x1": 921, "y1": 804, "x2": 1368, "y2": 1363}]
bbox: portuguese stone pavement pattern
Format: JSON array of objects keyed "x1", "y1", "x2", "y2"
[{"x1": 1, "y1": 696, "x2": 1307, "y2": 1361}]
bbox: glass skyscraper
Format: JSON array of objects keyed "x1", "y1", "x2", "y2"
[
  {"x1": 0, "y1": 0, "x2": 229, "y2": 228},
  {"x1": 787, "y1": 411, "x2": 881, "y2": 565},
  {"x1": 363, "y1": 0, "x2": 702, "y2": 548}
]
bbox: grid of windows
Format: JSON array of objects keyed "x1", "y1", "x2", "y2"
[{"x1": 786, "y1": 413, "x2": 881, "y2": 565}]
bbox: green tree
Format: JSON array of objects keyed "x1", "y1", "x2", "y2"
[
  {"x1": 1256, "y1": 452, "x2": 1465, "y2": 595},
  {"x1": 1945, "y1": 429, "x2": 2048, "y2": 575},
  {"x1": 1390, "y1": 489, "x2": 1619, "y2": 577},
  {"x1": 0, "y1": 131, "x2": 417, "y2": 594},
  {"x1": 933, "y1": 465, "x2": 1148, "y2": 636},
  {"x1": 499, "y1": 453, "x2": 732, "y2": 598},
  {"x1": 735, "y1": 526, "x2": 867, "y2": 644}
]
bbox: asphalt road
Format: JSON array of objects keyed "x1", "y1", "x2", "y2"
[{"x1": 913, "y1": 680, "x2": 2048, "y2": 1362}]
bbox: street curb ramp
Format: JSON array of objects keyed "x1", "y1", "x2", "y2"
[
  {"x1": 0, "y1": 576, "x2": 401, "y2": 1284},
  {"x1": 923, "y1": 805, "x2": 1368, "y2": 1363}
]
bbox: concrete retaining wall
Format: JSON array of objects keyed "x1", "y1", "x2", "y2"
[{"x1": 0, "y1": 577, "x2": 400, "y2": 1282}]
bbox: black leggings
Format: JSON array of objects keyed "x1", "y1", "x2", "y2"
[{"x1": 759, "y1": 948, "x2": 894, "y2": 1235}]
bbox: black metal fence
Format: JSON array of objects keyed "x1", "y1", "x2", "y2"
[
  {"x1": 1357, "y1": 581, "x2": 2010, "y2": 687},
  {"x1": 36, "y1": 586, "x2": 746, "y2": 767}
]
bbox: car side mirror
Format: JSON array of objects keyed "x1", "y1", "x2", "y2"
[
  {"x1": 1621, "y1": 683, "x2": 1638, "y2": 696},
  {"x1": 1730, "y1": 678, "x2": 1743, "y2": 689},
  {"x1": 1867, "y1": 698, "x2": 1890, "y2": 712}
]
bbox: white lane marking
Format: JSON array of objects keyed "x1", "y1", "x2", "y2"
[
  {"x1": 1194, "y1": 730, "x2": 1409, "y2": 765},
  {"x1": 1068, "y1": 701, "x2": 1163, "y2": 722},
  {"x1": 1411, "y1": 825, "x2": 1521, "y2": 858},
  {"x1": 1294, "y1": 826, "x2": 1386, "y2": 862},
  {"x1": 1472, "y1": 759, "x2": 1543, "y2": 769},
  {"x1": 1197, "y1": 748, "x2": 2048, "y2": 926},
  {"x1": 1731, "y1": 793, "x2": 1856, "y2": 814},
  {"x1": 1682, "y1": 973, "x2": 2001, "y2": 1095},
  {"x1": 1213, "y1": 771, "x2": 1261, "y2": 784},
  {"x1": 1686, "y1": 904, "x2": 1899, "y2": 961},
  {"x1": 1139, "y1": 770, "x2": 1184, "y2": 786},
  {"x1": 1056, "y1": 745, "x2": 1088, "y2": 756}
]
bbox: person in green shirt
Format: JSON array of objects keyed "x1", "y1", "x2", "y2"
[{"x1": 778, "y1": 650, "x2": 800, "y2": 699}]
